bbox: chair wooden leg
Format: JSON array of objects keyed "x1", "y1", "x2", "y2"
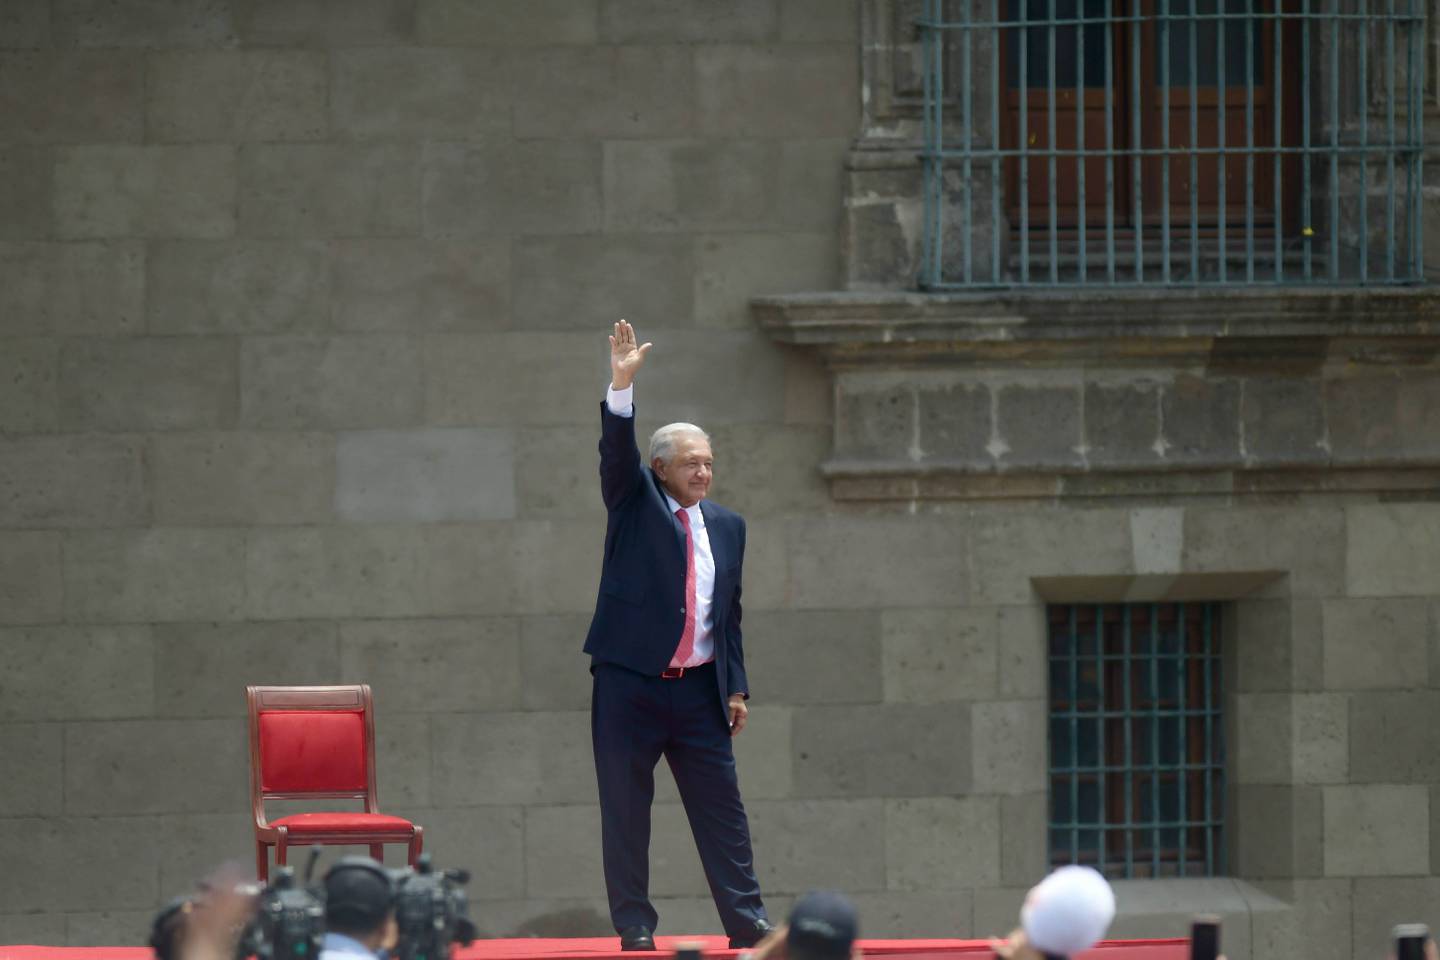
[
  {"x1": 276, "y1": 828, "x2": 288, "y2": 867},
  {"x1": 369, "y1": 843, "x2": 384, "y2": 863},
  {"x1": 408, "y1": 826, "x2": 424, "y2": 866},
  {"x1": 256, "y1": 841, "x2": 269, "y2": 883}
]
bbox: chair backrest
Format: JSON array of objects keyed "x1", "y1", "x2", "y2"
[{"x1": 247, "y1": 685, "x2": 378, "y2": 821}]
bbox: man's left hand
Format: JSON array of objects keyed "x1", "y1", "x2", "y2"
[{"x1": 728, "y1": 695, "x2": 748, "y2": 737}]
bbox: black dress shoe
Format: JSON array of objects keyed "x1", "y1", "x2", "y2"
[
  {"x1": 729, "y1": 919, "x2": 776, "y2": 950},
  {"x1": 620, "y1": 926, "x2": 656, "y2": 951}
]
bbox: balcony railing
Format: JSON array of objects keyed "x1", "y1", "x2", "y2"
[{"x1": 918, "y1": 0, "x2": 1428, "y2": 288}]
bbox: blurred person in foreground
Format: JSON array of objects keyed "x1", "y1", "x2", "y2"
[
  {"x1": 749, "y1": 891, "x2": 860, "y2": 960},
  {"x1": 991, "y1": 866, "x2": 1116, "y2": 960}
]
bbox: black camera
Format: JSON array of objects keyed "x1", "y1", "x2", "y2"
[
  {"x1": 391, "y1": 855, "x2": 478, "y2": 960},
  {"x1": 240, "y1": 867, "x2": 326, "y2": 960}
]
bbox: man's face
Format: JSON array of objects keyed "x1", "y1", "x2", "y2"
[{"x1": 653, "y1": 434, "x2": 713, "y2": 507}]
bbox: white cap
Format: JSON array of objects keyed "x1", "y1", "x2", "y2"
[{"x1": 1020, "y1": 866, "x2": 1117, "y2": 957}]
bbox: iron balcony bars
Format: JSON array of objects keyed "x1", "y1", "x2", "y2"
[{"x1": 919, "y1": 0, "x2": 1427, "y2": 288}]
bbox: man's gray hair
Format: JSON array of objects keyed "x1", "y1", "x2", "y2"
[{"x1": 649, "y1": 422, "x2": 710, "y2": 464}]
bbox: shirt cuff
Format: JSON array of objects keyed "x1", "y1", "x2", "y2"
[{"x1": 606, "y1": 383, "x2": 634, "y2": 418}]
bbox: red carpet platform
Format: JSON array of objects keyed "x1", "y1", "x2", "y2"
[{"x1": 0, "y1": 937, "x2": 1187, "y2": 960}]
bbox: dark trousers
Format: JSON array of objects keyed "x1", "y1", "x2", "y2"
[{"x1": 591, "y1": 661, "x2": 768, "y2": 937}]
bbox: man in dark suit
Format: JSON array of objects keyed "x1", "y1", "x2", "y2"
[{"x1": 584, "y1": 320, "x2": 772, "y2": 952}]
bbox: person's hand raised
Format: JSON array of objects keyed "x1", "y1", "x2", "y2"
[{"x1": 609, "y1": 319, "x2": 651, "y2": 390}]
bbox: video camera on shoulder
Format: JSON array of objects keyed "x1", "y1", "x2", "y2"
[
  {"x1": 389, "y1": 855, "x2": 478, "y2": 960},
  {"x1": 240, "y1": 866, "x2": 326, "y2": 960}
]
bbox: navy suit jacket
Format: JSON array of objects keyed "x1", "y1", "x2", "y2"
[{"x1": 583, "y1": 403, "x2": 750, "y2": 714}]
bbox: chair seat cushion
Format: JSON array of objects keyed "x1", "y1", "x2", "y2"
[{"x1": 270, "y1": 812, "x2": 415, "y2": 836}]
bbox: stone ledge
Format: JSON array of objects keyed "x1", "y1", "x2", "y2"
[{"x1": 754, "y1": 287, "x2": 1440, "y2": 365}]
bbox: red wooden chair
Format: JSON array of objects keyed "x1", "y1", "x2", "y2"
[{"x1": 247, "y1": 684, "x2": 422, "y2": 881}]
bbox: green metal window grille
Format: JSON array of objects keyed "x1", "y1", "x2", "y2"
[
  {"x1": 1048, "y1": 602, "x2": 1225, "y2": 879},
  {"x1": 918, "y1": 0, "x2": 1427, "y2": 288}
]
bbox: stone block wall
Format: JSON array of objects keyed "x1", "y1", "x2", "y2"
[{"x1": 4, "y1": 3, "x2": 1440, "y2": 959}]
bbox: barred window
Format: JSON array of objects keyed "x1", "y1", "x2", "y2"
[{"x1": 1048, "y1": 602, "x2": 1226, "y2": 879}]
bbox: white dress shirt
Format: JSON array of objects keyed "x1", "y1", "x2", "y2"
[{"x1": 607, "y1": 383, "x2": 716, "y2": 668}]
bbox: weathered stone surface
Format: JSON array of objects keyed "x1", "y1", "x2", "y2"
[
  {"x1": 1234, "y1": 784, "x2": 1323, "y2": 879},
  {"x1": 339, "y1": 618, "x2": 521, "y2": 713},
  {"x1": 65, "y1": 911, "x2": 157, "y2": 947},
  {"x1": 336, "y1": 428, "x2": 515, "y2": 522},
  {"x1": 604, "y1": 140, "x2": 780, "y2": 232},
  {"x1": 147, "y1": 51, "x2": 326, "y2": 142},
  {"x1": 743, "y1": 611, "x2": 883, "y2": 704},
  {"x1": 371, "y1": 712, "x2": 431, "y2": 808},
  {"x1": 60, "y1": 337, "x2": 237, "y2": 431},
  {"x1": 156, "y1": 812, "x2": 256, "y2": 902},
  {"x1": 0, "y1": 912, "x2": 66, "y2": 945},
  {"x1": 748, "y1": 798, "x2": 886, "y2": 893},
  {"x1": 781, "y1": 139, "x2": 858, "y2": 236},
  {"x1": 836, "y1": 380, "x2": 913, "y2": 460},
  {"x1": 239, "y1": 145, "x2": 420, "y2": 238},
  {"x1": 1232, "y1": 599, "x2": 1293, "y2": 693},
  {"x1": 513, "y1": 46, "x2": 694, "y2": 139},
  {"x1": 0, "y1": 532, "x2": 61, "y2": 625},
  {"x1": 0, "y1": 626, "x2": 152, "y2": 721},
  {"x1": 703, "y1": 423, "x2": 829, "y2": 517},
  {"x1": 971, "y1": 700, "x2": 1046, "y2": 795},
  {"x1": 1351, "y1": 878, "x2": 1440, "y2": 960},
  {"x1": 418, "y1": 0, "x2": 598, "y2": 44},
  {"x1": 65, "y1": 529, "x2": 246, "y2": 623},
  {"x1": 995, "y1": 383, "x2": 1083, "y2": 468},
  {"x1": 1251, "y1": 879, "x2": 1352, "y2": 960},
  {"x1": 788, "y1": 515, "x2": 969, "y2": 609},
  {"x1": 147, "y1": 240, "x2": 330, "y2": 335},
  {"x1": 0, "y1": 337, "x2": 57, "y2": 433},
  {"x1": 408, "y1": 807, "x2": 525, "y2": 899},
  {"x1": 234, "y1": 0, "x2": 418, "y2": 45},
  {"x1": 54, "y1": 0, "x2": 234, "y2": 45},
  {"x1": 241, "y1": 336, "x2": 423, "y2": 429},
  {"x1": 780, "y1": 0, "x2": 859, "y2": 41},
  {"x1": 1322, "y1": 597, "x2": 1428, "y2": 689},
  {"x1": 1183, "y1": 506, "x2": 1345, "y2": 597},
  {"x1": 1323, "y1": 784, "x2": 1430, "y2": 877},
  {"x1": 1086, "y1": 380, "x2": 1162, "y2": 466},
  {"x1": 56, "y1": 145, "x2": 236, "y2": 239},
  {"x1": 0, "y1": 818, "x2": 159, "y2": 912},
  {"x1": 512, "y1": 426, "x2": 605, "y2": 520},
  {"x1": 424, "y1": 333, "x2": 603, "y2": 427},
  {"x1": 0, "y1": 147, "x2": 53, "y2": 239},
  {"x1": 1325, "y1": 375, "x2": 1401, "y2": 463},
  {"x1": 996, "y1": 604, "x2": 1047, "y2": 698},
  {"x1": 513, "y1": 235, "x2": 691, "y2": 330},
  {"x1": 521, "y1": 805, "x2": 606, "y2": 899},
  {"x1": 970, "y1": 509, "x2": 1133, "y2": 605},
  {"x1": 1346, "y1": 504, "x2": 1440, "y2": 597},
  {"x1": 1241, "y1": 377, "x2": 1328, "y2": 464},
  {"x1": 697, "y1": 45, "x2": 857, "y2": 138},
  {"x1": 519, "y1": 615, "x2": 593, "y2": 711},
  {"x1": 792, "y1": 703, "x2": 969, "y2": 797},
  {"x1": 332, "y1": 49, "x2": 509, "y2": 140},
  {"x1": 1397, "y1": 371, "x2": 1440, "y2": 459},
  {"x1": 731, "y1": 704, "x2": 794, "y2": 800},
  {"x1": 431, "y1": 712, "x2": 593, "y2": 806},
  {"x1": 64, "y1": 719, "x2": 246, "y2": 815},
  {"x1": 245, "y1": 526, "x2": 428, "y2": 619},
  {"x1": 695, "y1": 233, "x2": 835, "y2": 329},
  {"x1": 423, "y1": 141, "x2": 602, "y2": 236},
  {"x1": 885, "y1": 796, "x2": 1000, "y2": 889},
  {"x1": 0, "y1": 53, "x2": 143, "y2": 143},
  {"x1": 999, "y1": 791, "x2": 1047, "y2": 886},
  {"x1": 153, "y1": 621, "x2": 339, "y2": 718},
  {"x1": 1291, "y1": 693, "x2": 1348, "y2": 785},
  {"x1": 881, "y1": 607, "x2": 998, "y2": 703},
  {"x1": 1160, "y1": 375, "x2": 1241, "y2": 465},
  {"x1": 332, "y1": 238, "x2": 509, "y2": 332},
  {"x1": 0, "y1": 0, "x2": 51, "y2": 48},
  {"x1": 152, "y1": 432, "x2": 334, "y2": 525},
  {"x1": 916, "y1": 380, "x2": 991, "y2": 465},
  {"x1": 1234, "y1": 693, "x2": 1293, "y2": 785},
  {"x1": 0, "y1": 241, "x2": 144, "y2": 335},
  {"x1": 1347, "y1": 691, "x2": 1440, "y2": 783},
  {"x1": 0, "y1": 436, "x2": 148, "y2": 528},
  {"x1": 599, "y1": 0, "x2": 779, "y2": 42}
]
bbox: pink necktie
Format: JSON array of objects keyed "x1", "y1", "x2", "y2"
[{"x1": 670, "y1": 508, "x2": 697, "y2": 668}]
